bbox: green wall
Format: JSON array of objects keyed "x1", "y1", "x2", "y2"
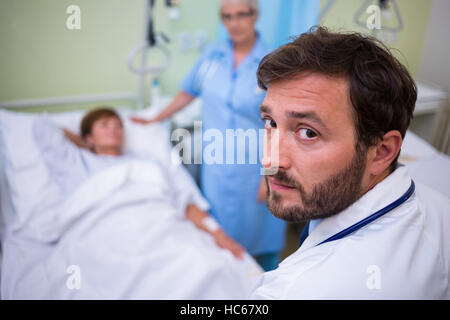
[
  {"x1": 0, "y1": 0, "x2": 432, "y2": 111},
  {"x1": 319, "y1": 0, "x2": 432, "y2": 77},
  {"x1": 1, "y1": 0, "x2": 141, "y2": 102},
  {"x1": 0, "y1": 0, "x2": 220, "y2": 110}
]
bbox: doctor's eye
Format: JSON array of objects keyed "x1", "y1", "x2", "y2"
[
  {"x1": 264, "y1": 119, "x2": 277, "y2": 129},
  {"x1": 298, "y1": 128, "x2": 318, "y2": 140}
]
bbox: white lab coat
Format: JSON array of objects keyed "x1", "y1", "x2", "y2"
[{"x1": 251, "y1": 166, "x2": 450, "y2": 299}]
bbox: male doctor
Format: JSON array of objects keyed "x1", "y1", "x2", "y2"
[{"x1": 251, "y1": 27, "x2": 450, "y2": 299}]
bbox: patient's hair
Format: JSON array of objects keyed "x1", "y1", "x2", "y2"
[
  {"x1": 257, "y1": 26, "x2": 417, "y2": 169},
  {"x1": 80, "y1": 107, "x2": 122, "y2": 138}
]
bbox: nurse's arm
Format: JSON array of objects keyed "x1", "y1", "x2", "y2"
[
  {"x1": 185, "y1": 204, "x2": 245, "y2": 259},
  {"x1": 130, "y1": 91, "x2": 195, "y2": 124}
]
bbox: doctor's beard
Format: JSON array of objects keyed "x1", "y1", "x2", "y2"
[{"x1": 265, "y1": 143, "x2": 368, "y2": 223}]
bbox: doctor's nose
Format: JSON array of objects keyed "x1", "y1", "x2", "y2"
[{"x1": 261, "y1": 129, "x2": 291, "y2": 172}]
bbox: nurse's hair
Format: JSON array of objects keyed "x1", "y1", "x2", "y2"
[
  {"x1": 257, "y1": 26, "x2": 417, "y2": 170},
  {"x1": 220, "y1": 0, "x2": 259, "y2": 14},
  {"x1": 80, "y1": 107, "x2": 122, "y2": 138}
]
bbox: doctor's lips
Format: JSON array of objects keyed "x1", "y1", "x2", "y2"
[{"x1": 267, "y1": 176, "x2": 296, "y2": 191}]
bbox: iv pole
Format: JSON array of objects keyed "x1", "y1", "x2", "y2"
[{"x1": 127, "y1": 0, "x2": 171, "y2": 109}]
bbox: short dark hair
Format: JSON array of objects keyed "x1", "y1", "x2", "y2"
[
  {"x1": 257, "y1": 26, "x2": 417, "y2": 169},
  {"x1": 80, "y1": 107, "x2": 122, "y2": 138}
]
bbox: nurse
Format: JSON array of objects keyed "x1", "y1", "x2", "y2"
[{"x1": 131, "y1": 0, "x2": 286, "y2": 271}]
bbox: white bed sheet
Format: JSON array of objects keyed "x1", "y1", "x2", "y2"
[
  {"x1": 400, "y1": 130, "x2": 450, "y2": 198},
  {"x1": 1, "y1": 160, "x2": 262, "y2": 299}
]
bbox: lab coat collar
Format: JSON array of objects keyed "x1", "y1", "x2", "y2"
[{"x1": 298, "y1": 165, "x2": 413, "y2": 252}]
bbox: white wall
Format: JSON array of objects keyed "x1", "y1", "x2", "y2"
[
  {"x1": 417, "y1": 0, "x2": 450, "y2": 153},
  {"x1": 418, "y1": 0, "x2": 450, "y2": 91}
]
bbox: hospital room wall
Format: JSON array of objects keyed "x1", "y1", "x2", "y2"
[
  {"x1": 0, "y1": 0, "x2": 219, "y2": 111},
  {"x1": 418, "y1": 0, "x2": 450, "y2": 152},
  {"x1": 318, "y1": 0, "x2": 432, "y2": 78},
  {"x1": 169, "y1": 0, "x2": 433, "y2": 93},
  {"x1": 419, "y1": 0, "x2": 450, "y2": 92},
  {"x1": 0, "y1": 0, "x2": 140, "y2": 108},
  {"x1": 0, "y1": 0, "x2": 434, "y2": 111}
]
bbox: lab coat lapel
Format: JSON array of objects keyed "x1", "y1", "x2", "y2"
[{"x1": 298, "y1": 166, "x2": 413, "y2": 252}]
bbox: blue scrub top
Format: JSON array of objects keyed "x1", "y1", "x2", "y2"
[{"x1": 181, "y1": 35, "x2": 286, "y2": 255}]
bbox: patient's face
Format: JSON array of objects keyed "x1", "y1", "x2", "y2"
[
  {"x1": 87, "y1": 116, "x2": 124, "y2": 155},
  {"x1": 260, "y1": 73, "x2": 370, "y2": 222}
]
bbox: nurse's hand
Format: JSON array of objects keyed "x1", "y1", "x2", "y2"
[
  {"x1": 129, "y1": 116, "x2": 158, "y2": 125},
  {"x1": 213, "y1": 230, "x2": 246, "y2": 260},
  {"x1": 130, "y1": 91, "x2": 195, "y2": 125}
]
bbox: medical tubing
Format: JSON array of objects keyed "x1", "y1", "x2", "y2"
[{"x1": 317, "y1": 180, "x2": 415, "y2": 246}]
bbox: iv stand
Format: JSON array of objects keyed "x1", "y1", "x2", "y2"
[{"x1": 127, "y1": 0, "x2": 171, "y2": 109}]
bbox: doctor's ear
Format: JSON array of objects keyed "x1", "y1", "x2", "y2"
[{"x1": 367, "y1": 130, "x2": 403, "y2": 176}]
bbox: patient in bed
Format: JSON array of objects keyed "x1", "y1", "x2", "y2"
[{"x1": 33, "y1": 107, "x2": 244, "y2": 259}]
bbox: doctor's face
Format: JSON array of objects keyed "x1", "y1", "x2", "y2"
[{"x1": 261, "y1": 73, "x2": 369, "y2": 222}]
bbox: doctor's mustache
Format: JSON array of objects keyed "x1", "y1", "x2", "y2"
[{"x1": 266, "y1": 169, "x2": 305, "y2": 192}]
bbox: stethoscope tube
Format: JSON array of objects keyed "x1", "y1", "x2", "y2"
[
  {"x1": 299, "y1": 180, "x2": 415, "y2": 248},
  {"x1": 317, "y1": 180, "x2": 415, "y2": 246}
]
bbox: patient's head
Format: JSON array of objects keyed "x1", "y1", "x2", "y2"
[{"x1": 80, "y1": 108, "x2": 124, "y2": 156}]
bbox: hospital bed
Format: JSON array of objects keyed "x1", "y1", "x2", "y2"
[
  {"x1": 0, "y1": 106, "x2": 262, "y2": 299},
  {"x1": 400, "y1": 130, "x2": 450, "y2": 198}
]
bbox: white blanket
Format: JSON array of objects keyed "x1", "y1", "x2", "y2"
[{"x1": 1, "y1": 160, "x2": 262, "y2": 299}]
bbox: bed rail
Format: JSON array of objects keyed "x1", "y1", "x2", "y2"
[{"x1": 0, "y1": 92, "x2": 138, "y2": 110}]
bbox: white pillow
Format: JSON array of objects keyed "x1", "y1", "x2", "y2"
[
  {"x1": 48, "y1": 108, "x2": 172, "y2": 163},
  {"x1": 0, "y1": 107, "x2": 172, "y2": 241},
  {"x1": 0, "y1": 110, "x2": 62, "y2": 240}
]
